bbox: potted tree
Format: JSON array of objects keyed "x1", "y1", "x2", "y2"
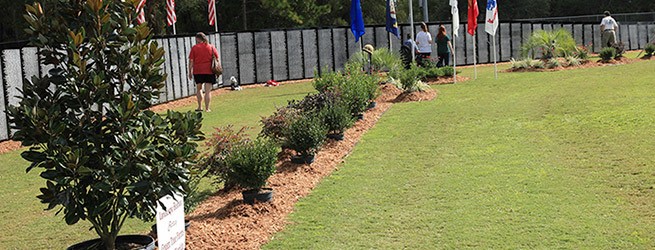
[
  {"x1": 9, "y1": 1, "x2": 204, "y2": 249},
  {"x1": 320, "y1": 100, "x2": 355, "y2": 141},
  {"x1": 284, "y1": 115, "x2": 328, "y2": 164},
  {"x1": 225, "y1": 138, "x2": 279, "y2": 204}
]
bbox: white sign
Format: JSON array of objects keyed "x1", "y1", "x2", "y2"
[{"x1": 156, "y1": 193, "x2": 185, "y2": 250}]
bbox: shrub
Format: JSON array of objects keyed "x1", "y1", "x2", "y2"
[
  {"x1": 545, "y1": 58, "x2": 562, "y2": 69},
  {"x1": 441, "y1": 66, "x2": 455, "y2": 77},
  {"x1": 645, "y1": 43, "x2": 655, "y2": 56},
  {"x1": 530, "y1": 60, "x2": 546, "y2": 69},
  {"x1": 612, "y1": 42, "x2": 626, "y2": 58},
  {"x1": 510, "y1": 58, "x2": 529, "y2": 70},
  {"x1": 320, "y1": 100, "x2": 355, "y2": 134},
  {"x1": 201, "y1": 126, "x2": 251, "y2": 188},
  {"x1": 260, "y1": 107, "x2": 301, "y2": 144},
  {"x1": 522, "y1": 29, "x2": 577, "y2": 59},
  {"x1": 565, "y1": 56, "x2": 582, "y2": 67},
  {"x1": 284, "y1": 114, "x2": 328, "y2": 157},
  {"x1": 349, "y1": 47, "x2": 403, "y2": 72},
  {"x1": 313, "y1": 69, "x2": 345, "y2": 93},
  {"x1": 391, "y1": 65, "x2": 430, "y2": 93},
  {"x1": 287, "y1": 91, "x2": 341, "y2": 114},
  {"x1": 573, "y1": 45, "x2": 590, "y2": 60},
  {"x1": 600, "y1": 47, "x2": 616, "y2": 62},
  {"x1": 225, "y1": 138, "x2": 279, "y2": 190},
  {"x1": 8, "y1": 1, "x2": 204, "y2": 248},
  {"x1": 346, "y1": 64, "x2": 381, "y2": 101}
]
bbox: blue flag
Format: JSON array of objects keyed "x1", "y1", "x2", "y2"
[
  {"x1": 386, "y1": 0, "x2": 400, "y2": 39},
  {"x1": 350, "y1": 0, "x2": 365, "y2": 42}
]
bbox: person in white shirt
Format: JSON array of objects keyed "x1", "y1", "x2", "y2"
[
  {"x1": 600, "y1": 11, "x2": 619, "y2": 48},
  {"x1": 415, "y1": 22, "x2": 433, "y2": 58}
]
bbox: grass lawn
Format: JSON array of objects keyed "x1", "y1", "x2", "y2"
[
  {"x1": 0, "y1": 82, "x2": 314, "y2": 249},
  {"x1": 264, "y1": 59, "x2": 655, "y2": 249}
]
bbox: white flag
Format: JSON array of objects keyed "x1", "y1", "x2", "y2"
[
  {"x1": 485, "y1": 0, "x2": 499, "y2": 35},
  {"x1": 450, "y1": 0, "x2": 459, "y2": 36}
]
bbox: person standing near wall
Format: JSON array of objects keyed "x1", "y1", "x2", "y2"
[
  {"x1": 189, "y1": 32, "x2": 221, "y2": 112},
  {"x1": 415, "y1": 22, "x2": 433, "y2": 58},
  {"x1": 436, "y1": 25, "x2": 454, "y2": 67},
  {"x1": 600, "y1": 11, "x2": 619, "y2": 48}
]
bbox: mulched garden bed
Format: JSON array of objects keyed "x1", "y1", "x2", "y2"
[
  {"x1": 424, "y1": 75, "x2": 471, "y2": 85},
  {"x1": 184, "y1": 84, "x2": 407, "y2": 250},
  {"x1": 394, "y1": 88, "x2": 438, "y2": 103},
  {"x1": 505, "y1": 57, "x2": 643, "y2": 73}
]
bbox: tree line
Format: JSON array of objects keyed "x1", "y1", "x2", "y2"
[{"x1": 1, "y1": 0, "x2": 654, "y2": 43}]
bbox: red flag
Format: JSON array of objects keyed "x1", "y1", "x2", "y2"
[
  {"x1": 467, "y1": 0, "x2": 479, "y2": 36},
  {"x1": 136, "y1": 0, "x2": 147, "y2": 24},
  {"x1": 208, "y1": 0, "x2": 217, "y2": 26},
  {"x1": 166, "y1": 0, "x2": 177, "y2": 26}
]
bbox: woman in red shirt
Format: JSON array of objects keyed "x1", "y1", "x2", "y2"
[{"x1": 188, "y1": 32, "x2": 220, "y2": 112}]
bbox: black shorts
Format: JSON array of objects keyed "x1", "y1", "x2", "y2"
[{"x1": 194, "y1": 74, "x2": 216, "y2": 85}]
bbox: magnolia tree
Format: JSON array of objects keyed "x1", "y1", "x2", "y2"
[{"x1": 8, "y1": 0, "x2": 204, "y2": 249}]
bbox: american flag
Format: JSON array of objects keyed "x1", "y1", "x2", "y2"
[
  {"x1": 136, "y1": 0, "x2": 147, "y2": 24},
  {"x1": 166, "y1": 0, "x2": 177, "y2": 26},
  {"x1": 208, "y1": 0, "x2": 216, "y2": 26}
]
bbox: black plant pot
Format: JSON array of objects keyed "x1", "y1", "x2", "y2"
[
  {"x1": 367, "y1": 101, "x2": 377, "y2": 110},
  {"x1": 356, "y1": 113, "x2": 364, "y2": 120},
  {"x1": 242, "y1": 188, "x2": 274, "y2": 205},
  {"x1": 67, "y1": 235, "x2": 155, "y2": 250},
  {"x1": 291, "y1": 154, "x2": 315, "y2": 164},
  {"x1": 327, "y1": 133, "x2": 345, "y2": 141},
  {"x1": 151, "y1": 220, "x2": 191, "y2": 234}
]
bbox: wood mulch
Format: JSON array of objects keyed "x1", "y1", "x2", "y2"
[
  {"x1": 394, "y1": 88, "x2": 438, "y2": 103},
  {"x1": 184, "y1": 84, "x2": 406, "y2": 250},
  {"x1": 505, "y1": 56, "x2": 645, "y2": 73},
  {"x1": 424, "y1": 75, "x2": 471, "y2": 85}
]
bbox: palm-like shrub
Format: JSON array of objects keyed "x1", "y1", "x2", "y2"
[
  {"x1": 565, "y1": 56, "x2": 582, "y2": 66},
  {"x1": 349, "y1": 48, "x2": 403, "y2": 72},
  {"x1": 522, "y1": 29, "x2": 577, "y2": 59},
  {"x1": 546, "y1": 58, "x2": 562, "y2": 69},
  {"x1": 8, "y1": 1, "x2": 204, "y2": 249},
  {"x1": 644, "y1": 43, "x2": 655, "y2": 57},
  {"x1": 600, "y1": 47, "x2": 617, "y2": 62},
  {"x1": 573, "y1": 45, "x2": 590, "y2": 60},
  {"x1": 530, "y1": 59, "x2": 546, "y2": 69},
  {"x1": 391, "y1": 65, "x2": 430, "y2": 93},
  {"x1": 510, "y1": 58, "x2": 529, "y2": 70}
]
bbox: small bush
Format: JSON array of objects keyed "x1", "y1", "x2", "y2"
[
  {"x1": 545, "y1": 58, "x2": 561, "y2": 69},
  {"x1": 441, "y1": 66, "x2": 455, "y2": 77},
  {"x1": 565, "y1": 56, "x2": 582, "y2": 67},
  {"x1": 225, "y1": 138, "x2": 279, "y2": 190},
  {"x1": 260, "y1": 107, "x2": 301, "y2": 144},
  {"x1": 600, "y1": 47, "x2": 616, "y2": 62},
  {"x1": 313, "y1": 70, "x2": 345, "y2": 93},
  {"x1": 644, "y1": 43, "x2": 655, "y2": 56},
  {"x1": 390, "y1": 65, "x2": 430, "y2": 93},
  {"x1": 521, "y1": 29, "x2": 577, "y2": 59},
  {"x1": 320, "y1": 100, "x2": 355, "y2": 134},
  {"x1": 510, "y1": 58, "x2": 529, "y2": 70},
  {"x1": 284, "y1": 114, "x2": 328, "y2": 157},
  {"x1": 530, "y1": 60, "x2": 545, "y2": 69},
  {"x1": 288, "y1": 91, "x2": 341, "y2": 114},
  {"x1": 348, "y1": 48, "x2": 403, "y2": 72},
  {"x1": 201, "y1": 126, "x2": 251, "y2": 187},
  {"x1": 573, "y1": 45, "x2": 590, "y2": 60}
]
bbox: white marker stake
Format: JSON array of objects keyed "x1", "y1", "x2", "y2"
[
  {"x1": 492, "y1": 35, "x2": 498, "y2": 79},
  {"x1": 473, "y1": 34, "x2": 478, "y2": 79}
]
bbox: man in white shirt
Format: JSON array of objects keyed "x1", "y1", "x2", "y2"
[{"x1": 600, "y1": 11, "x2": 619, "y2": 48}]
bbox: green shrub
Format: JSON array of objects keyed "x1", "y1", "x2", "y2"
[
  {"x1": 260, "y1": 107, "x2": 301, "y2": 144},
  {"x1": 349, "y1": 47, "x2": 403, "y2": 72},
  {"x1": 201, "y1": 126, "x2": 251, "y2": 187},
  {"x1": 565, "y1": 56, "x2": 582, "y2": 67},
  {"x1": 8, "y1": 2, "x2": 205, "y2": 248},
  {"x1": 510, "y1": 58, "x2": 529, "y2": 70},
  {"x1": 391, "y1": 65, "x2": 430, "y2": 93},
  {"x1": 644, "y1": 43, "x2": 655, "y2": 56},
  {"x1": 284, "y1": 114, "x2": 328, "y2": 157},
  {"x1": 522, "y1": 29, "x2": 577, "y2": 59},
  {"x1": 529, "y1": 60, "x2": 545, "y2": 69},
  {"x1": 573, "y1": 45, "x2": 590, "y2": 60},
  {"x1": 320, "y1": 100, "x2": 355, "y2": 134},
  {"x1": 546, "y1": 58, "x2": 562, "y2": 69},
  {"x1": 600, "y1": 47, "x2": 616, "y2": 61},
  {"x1": 225, "y1": 138, "x2": 279, "y2": 190},
  {"x1": 441, "y1": 66, "x2": 455, "y2": 76},
  {"x1": 313, "y1": 69, "x2": 345, "y2": 93},
  {"x1": 288, "y1": 91, "x2": 341, "y2": 114}
]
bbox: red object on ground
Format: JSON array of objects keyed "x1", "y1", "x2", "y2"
[{"x1": 266, "y1": 80, "x2": 279, "y2": 86}]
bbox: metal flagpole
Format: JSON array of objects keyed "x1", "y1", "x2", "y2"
[
  {"x1": 453, "y1": 27, "x2": 457, "y2": 84},
  {"x1": 473, "y1": 35, "x2": 477, "y2": 79},
  {"x1": 214, "y1": 0, "x2": 219, "y2": 32},
  {"x1": 173, "y1": 24, "x2": 177, "y2": 35},
  {"x1": 492, "y1": 35, "x2": 498, "y2": 79},
  {"x1": 409, "y1": 0, "x2": 415, "y2": 63}
]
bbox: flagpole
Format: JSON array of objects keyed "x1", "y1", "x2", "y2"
[
  {"x1": 173, "y1": 24, "x2": 177, "y2": 35},
  {"x1": 473, "y1": 34, "x2": 477, "y2": 79},
  {"x1": 492, "y1": 35, "x2": 498, "y2": 79},
  {"x1": 409, "y1": 0, "x2": 415, "y2": 63},
  {"x1": 214, "y1": 1, "x2": 219, "y2": 32},
  {"x1": 453, "y1": 27, "x2": 457, "y2": 84}
]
